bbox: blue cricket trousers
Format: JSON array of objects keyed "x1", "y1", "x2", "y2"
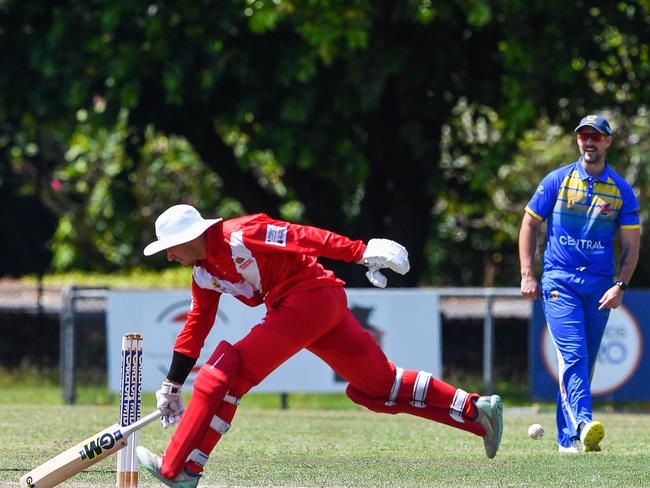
[{"x1": 541, "y1": 269, "x2": 612, "y2": 447}]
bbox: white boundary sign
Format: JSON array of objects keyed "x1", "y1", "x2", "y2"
[{"x1": 107, "y1": 289, "x2": 442, "y2": 393}]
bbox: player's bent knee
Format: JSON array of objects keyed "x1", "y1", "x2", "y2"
[
  {"x1": 346, "y1": 360, "x2": 393, "y2": 411},
  {"x1": 193, "y1": 341, "x2": 240, "y2": 404},
  {"x1": 346, "y1": 384, "x2": 395, "y2": 414}
]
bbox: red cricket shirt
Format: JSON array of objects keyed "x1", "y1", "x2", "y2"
[{"x1": 174, "y1": 213, "x2": 367, "y2": 359}]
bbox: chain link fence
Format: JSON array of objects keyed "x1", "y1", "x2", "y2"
[
  {"x1": 0, "y1": 280, "x2": 107, "y2": 396},
  {"x1": 0, "y1": 278, "x2": 60, "y2": 314},
  {"x1": 437, "y1": 288, "x2": 531, "y2": 393}
]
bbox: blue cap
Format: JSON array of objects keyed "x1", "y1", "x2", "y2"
[{"x1": 574, "y1": 114, "x2": 612, "y2": 135}]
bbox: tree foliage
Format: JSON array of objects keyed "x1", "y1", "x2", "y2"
[{"x1": 1, "y1": 1, "x2": 649, "y2": 285}]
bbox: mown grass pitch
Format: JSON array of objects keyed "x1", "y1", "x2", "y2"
[{"x1": 3, "y1": 399, "x2": 650, "y2": 488}]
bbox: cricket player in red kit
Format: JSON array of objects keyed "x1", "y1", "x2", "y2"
[{"x1": 137, "y1": 204, "x2": 503, "y2": 488}]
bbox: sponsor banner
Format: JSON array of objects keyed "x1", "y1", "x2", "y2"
[
  {"x1": 107, "y1": 289, "x2": 442, "y2": 394},
  {"x1": 530, "y1": 291, "x2": 650, "y2": 400}
]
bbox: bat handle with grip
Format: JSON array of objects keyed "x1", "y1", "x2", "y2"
[{"x1": 122, "y1": 409, "x2": 162, "y2": 437}]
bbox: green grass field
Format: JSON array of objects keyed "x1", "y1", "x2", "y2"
[{"x1": 2, "y1": 386, "x2": 650, "y2": 488}]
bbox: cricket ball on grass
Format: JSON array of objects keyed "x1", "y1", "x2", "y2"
[{"x1": 527, "y1": 423, "x2": 544, "y2": 440}]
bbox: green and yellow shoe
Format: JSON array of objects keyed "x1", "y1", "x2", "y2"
[{"x1": 580, "y1": 421, "x2": 605, "y2": 453}]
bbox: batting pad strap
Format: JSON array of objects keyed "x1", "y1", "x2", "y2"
[
  {"x1": 385, "y1": 367, "x2": 404, "y2": 406},
  {"x1": 186, "y1": 449, "x2": 209, "y2": 468},
  {"x1": 224, "y1": 393, "x2": 240, "y2": 405},
  {"x1": 209, "y1": 415, "x2": 231, "y2": 435},
  {"x1": 449, "y1": 388, "x2": 468, "y2": 423},
  {"x1": 411, "y1": 371, "x2": 432, "y2": 408}
]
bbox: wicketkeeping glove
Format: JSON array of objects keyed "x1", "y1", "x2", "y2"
[
  {"x1": 359, "y1": 238, "x2": 410, "y2": 288},
  {"x1": 156, "y1": 381, "x2": 185, "y2": 429}
]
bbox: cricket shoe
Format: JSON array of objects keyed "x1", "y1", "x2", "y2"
[
  {"x1": 136, "y1": 446, "x2": 202, "y2": 488},
  {"x1": 558, "y1": 441, "x2": 579, "y2": 454},
  {"x1": 475, "y1": 395, "x2": 503, "y2": 459},
  {"x1": 580, "y1": 421, "x2": 604, "y2": 452}
]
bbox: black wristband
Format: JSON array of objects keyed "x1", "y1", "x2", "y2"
[
  {"x1": 166, "y1": 351, "x2": 197, "y2": 385},
  {"x1": 614, "y1": 280, "x2": 628, "y2": 291}
]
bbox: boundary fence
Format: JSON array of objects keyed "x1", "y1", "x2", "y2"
[
  {"x1": 55, "y1": 286, "x2": 530, "y2": 404},
  {"x1": 59, "y1": 285, "x2": 108, "y2": 404},
  {"x1": 436, "y1": 288, "x2": 527, "y2": 394}
]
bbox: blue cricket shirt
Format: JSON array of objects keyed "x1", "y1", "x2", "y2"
[{"x1": 525, "y1": 158, "x2": 640, "y2": 276}]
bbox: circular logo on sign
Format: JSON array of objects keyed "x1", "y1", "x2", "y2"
[{"x1": 541, "y1": 305, "x2": 643, "y2": 396}]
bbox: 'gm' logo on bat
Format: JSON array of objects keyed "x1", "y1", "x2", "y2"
[{"x1": 79, "y1": 430, "x2": 124, "y2": 460}]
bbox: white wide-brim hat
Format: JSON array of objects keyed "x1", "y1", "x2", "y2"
[{"x1": 143, "y1": 204, "x2": 223, "y2": 256}]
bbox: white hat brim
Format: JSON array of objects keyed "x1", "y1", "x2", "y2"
[{"x1": 143, "y1": 218, "x2": 223, "y2": 256}]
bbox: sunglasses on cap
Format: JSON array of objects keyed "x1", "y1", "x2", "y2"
[{"x1": 577, "y1": 132, "x2": 606, "y2": 142}]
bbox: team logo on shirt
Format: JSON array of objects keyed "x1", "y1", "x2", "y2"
[
  {"x1": 234, "y1": 256, "x2": 254, "y2": 269},
  {"x1": 550, "y1": 290, "x2": 559, "y2": 300},
  {"x1": 600, "y1": 203, "x2": 611, "y2": 216},
  {"x1": 558, "y1": 235, "x2": 604, "y2": 249},
  {"x1": 265, "y1": 224, "x2": 288, "y2": 247}
]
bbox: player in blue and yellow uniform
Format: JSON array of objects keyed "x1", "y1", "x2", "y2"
[{"x1": 519, "y1": 115, "x2": 640, "y2": 453}]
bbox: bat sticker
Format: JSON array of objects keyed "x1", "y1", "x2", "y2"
[{"x1": 79, "y1": 430, "x2": 124, "y2": 460}]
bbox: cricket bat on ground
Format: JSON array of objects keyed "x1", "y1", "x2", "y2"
[{"x1": 20, "y1": 409, "x2": 161, "y2": 488}]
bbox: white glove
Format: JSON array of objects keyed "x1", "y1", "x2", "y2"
[
  {"x1": 156, "y1": 381, "x2": 185, "y2": 429},
  {"x1": 365, "y1": 266, "x2": 388, "y2": 288},
  {"x1": 359, "y1": 238, "x2": 410, "y2": 288}
]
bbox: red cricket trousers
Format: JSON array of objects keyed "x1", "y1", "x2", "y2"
[{"x1": 234, "y1": 284, "x2": 393, "y2": 396}]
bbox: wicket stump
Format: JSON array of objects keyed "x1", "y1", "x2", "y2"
[{"x1": 117, "y1": 333, "x2": 143, "y2": 488}]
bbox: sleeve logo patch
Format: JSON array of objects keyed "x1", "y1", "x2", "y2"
[
  {"x1": 265, "y1": 224, "x2": 288, "y2": 247},
  {"x1": 234, "y1": 256, "x2": 255, "y2": 269}
]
